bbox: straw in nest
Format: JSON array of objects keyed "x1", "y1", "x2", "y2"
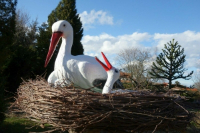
[{"x1": 13, "y1": 77, "x2": 194, "y2": 133}]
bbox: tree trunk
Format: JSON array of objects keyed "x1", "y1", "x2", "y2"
[{"x1": 169, "y1": 79, "x2": 172, "y2": 89}]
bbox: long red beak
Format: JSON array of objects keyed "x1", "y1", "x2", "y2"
[
  {"x1": 44, "y1": 32, "x2": 63, "y2": 67},
  {"x1": 95, "y1": 52, "x2": 112, "y2": 71}
]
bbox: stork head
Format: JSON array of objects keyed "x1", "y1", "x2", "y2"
[
  {"x1": 44, "y1": 20, "x2": 73, "y2": 67},
  {"x1": 95, "y1": 52, "x2": 120, "y2": 93}
]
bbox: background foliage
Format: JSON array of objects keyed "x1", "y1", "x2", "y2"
[
  {"x1": 0, "y1": 0, "x2": 84, "y2": 125},
  {"x1": 0, "y1": 0, "x2": 17, "y2": 123}
]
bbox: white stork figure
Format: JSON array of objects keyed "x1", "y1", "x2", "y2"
[
  {"x1": 95, "y1": 53, "x2": 136, "y2": 94},
  {"x1": 95, "y1": 52, "x2": 120, "y2": 94},
  {"x1": 44, "y1": 20, "x2": 122, "y2": 93}
]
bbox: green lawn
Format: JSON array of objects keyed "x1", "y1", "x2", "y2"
[
  {"x1": 1, "y1": 113, "x2": 199, "y2": 133},
  {"x1": 0, "y1": 116, "x2": 52, "y2": 133}
]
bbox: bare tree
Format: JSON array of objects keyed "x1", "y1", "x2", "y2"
[
  {"x1": 192, "y1": 61, "x2": 200, "y2": 90},
  {"x1": 13, "y1": 9, "x2": 38, "y2": 47},
  {"x1": 116, "y1": 47, "x2": 154, "y2": 89},
  {"x1": 193, "y1": 74, "x2": 200, "y2": 90}
]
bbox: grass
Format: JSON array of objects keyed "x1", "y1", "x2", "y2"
[
  {"x1": 1, "y1": 115, "x2": 199, "y2": 133},
  {"x1": 0, "y1": 116, "x2": 52, "y2": 133}
]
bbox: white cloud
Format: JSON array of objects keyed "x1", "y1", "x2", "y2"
[
  {"x1": 190, "y1": 54, "x2": 199, "y2": 57},
  {"x1": 82, "y1": 32, "x2": 151, "y2": 55},
  {"x1": 82, "y1": 32, "x2": 152, "y2": 68},
  {"x1": 82, "y1": 31, "x2": 200, "y2": 58},
  {"x1": 84, "y1": 52, "x2": 99, "y2": 57},
  {"x1": 185, "y1": 58, "x2": 199, "y2": 68},
  {"x1": 81, "y1": 30, "x2": 200, "y2": 86},
  {"x1": 79, "y1": 10, "x2": 114, "y2": 29},
  {"x1": 82, "y1": 30, "x2": 200, "y2": 73}
]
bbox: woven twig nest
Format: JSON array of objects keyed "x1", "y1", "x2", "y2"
[{"x1": 13, "y1": 77, "x2": 193, "y2": 133}]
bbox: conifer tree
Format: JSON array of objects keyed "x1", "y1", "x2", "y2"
[
  {"x1": 35, "y1": 23, "x2": 54, "y2": 75},
  {"x1": 149, "y1": 39, "x2": 193, "y2": 89},
  {"x1": 2, "y1": 9, "x2": 39, "y2": 93},
  {"x1": 0, "y1": 0, "x2": 17, "y2": 123},
  {"x1": 0, "y1": 0, "x2": 17, "y2": 66},
  {"x1": 48, "y1": 0, "x2": 84, "y2": 55}
]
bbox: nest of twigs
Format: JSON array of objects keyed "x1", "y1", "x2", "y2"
[{"x1": 13, "y1": 77, "x2": 194, "y2": 133}]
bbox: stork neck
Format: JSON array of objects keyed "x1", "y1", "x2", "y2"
[
  {"x1": 102, "y1": 76, "x2": 114, "y2": 94},
  {"x1": 55, "y1": 34, "x2": 73, "y2": 70},
  {"x1": 59, "y1": 34, "x2": 73, "y2": 56}
]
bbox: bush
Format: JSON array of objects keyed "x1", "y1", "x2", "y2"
[
  {"x1": 0, "y1": 96, "x2": 6, "y2": 124},
  {"x1": 182, "y1": 90, "x2": 200, "y2": 102},
  {"x1": 0, "y1": 76, "x2": 6, "y2": 124}
]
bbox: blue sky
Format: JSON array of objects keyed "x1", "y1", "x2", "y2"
[{"x1": 17, "y1": 0, "x2": 200, "y2": 86}]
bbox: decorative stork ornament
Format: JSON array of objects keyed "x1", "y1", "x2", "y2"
[
  {"x1": 95, "y1": 52, "x2": 120, "y2": 94},
  {"x1": 44, "y1": 20, "x2": 122, "y2": 93}
]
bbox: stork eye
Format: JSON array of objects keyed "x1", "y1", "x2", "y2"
[
  {"x1": 63, "y1": 24, "x2": 66, "y2": 27},
  {"x1": 115, "y1": 69, "x2": 118, "y2": 73}
]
